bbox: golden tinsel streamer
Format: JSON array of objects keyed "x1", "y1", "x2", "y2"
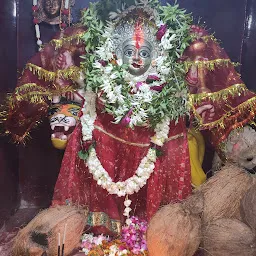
[
  {"x1": 201, "y1": 35, "x2": 219, "y2": 43},
  {"x1": 184, "y1": 58, "x2": 239, "y2": 72},
  {"x1": 8, "y1": 118, "x2": 45, "y2": 145},
  {"x1": 26, "y1": 63, "x2": 81, "y2": 81},
  {"x1": 0, "y1": 93, "x2": 12, "y2": 124},
  {"x1": 191, "y1": 34, "x2": 219, "y2": 44},
  {"x1": 191, "y1": 96, "x2": 256, "y2": 130},
  {"x1": 189, "y1": 84, "x2": 247, "y2": 104},
  {"x1": 9, "y1": 83, "x2": 76, "y2": 108},
  {"x1": 50, "y1": 32, "x2": 86, "y2": 50}
]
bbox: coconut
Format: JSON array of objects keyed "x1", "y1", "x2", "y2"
[
  {"x1": 202, "y1": 218, "x2": 256, "y2": 256},
  {"x1": 182, "y1": 191, "x2": 204, "y2": 215},
  {"x1": 199, "y1": 163, "x2": 253, "y2": 223},
  {"x1": 240, "y1": 183, "x2": 256, "y2": 231},
  {"x1": 11, "y1": 205, "x2": 88, "y2": 256},
  {"x1": 147, "y1": 202, "x2": 201, "y2": 256}
]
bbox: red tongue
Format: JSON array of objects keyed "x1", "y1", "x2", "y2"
[
  {"x1": 53, "y1": 132, "x2": 63, "y2": 139},
  {"x1": 52, "y1": 126, "x2": 75, "y2": 135}
]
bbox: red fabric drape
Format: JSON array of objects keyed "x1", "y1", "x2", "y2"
[
  {"x1": 52, "y1": 111, "x2": 191, "y2": 234},
  {"x1": 3, "y1": 25, "x2": 256, "y2": 234}
]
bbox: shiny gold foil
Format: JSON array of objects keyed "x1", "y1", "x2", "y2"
[{"x1": 184, "y1": 59, "x2": 239, "y2": 72}]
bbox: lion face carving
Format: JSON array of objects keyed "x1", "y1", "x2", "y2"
[{"x1": 48, "y1": 101, "x2": 81, "y2": 149}]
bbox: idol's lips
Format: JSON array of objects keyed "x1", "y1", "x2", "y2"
[{"x1": 132, "y1": 63, "x2": 141, "y2": 68}]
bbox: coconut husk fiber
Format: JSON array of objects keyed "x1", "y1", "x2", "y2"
[
  {"x1": 11, "y1": 205, "x2": 88, "y2": 256},
  {"x1": 199, "y1": 163, "x2": 253, "y2": 223},
  {"x1": 202, "y1": 218, "x2": 256, "y2": 256},
  {"x1": 241, "y1": 183, "x2": 256, "y2": 231},
  {"x1": 182, "y1": 191, "x2": 204, "y2": 215},
  {"x1": 147, "y1": 202, "x2": 202, "y2": 256}
]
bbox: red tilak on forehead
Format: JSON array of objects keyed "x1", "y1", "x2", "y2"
[{"x1": 133, "y1": 21, "x2": 144, "y2": 49}]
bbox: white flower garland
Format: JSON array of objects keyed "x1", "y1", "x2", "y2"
[
  {"x1": 81, "y1": 95, "x2": 170, "y2": 220},
  {"x1": 87, "y1": 147, "x2": 157, "y2": 197},
  {"x1": 80, "y1": 0, "x2": 192, "y2": 221},
  {"x1": 90, "y1": 17, "x2": 185, "y2": 128},
  {"x1": 81, "y1": 90, "x2": 97, "y2": 141}
]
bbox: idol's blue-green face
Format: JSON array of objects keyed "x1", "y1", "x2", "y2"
[{"x1": 122, "y1": 39, "x2": 153, "y2": 76}]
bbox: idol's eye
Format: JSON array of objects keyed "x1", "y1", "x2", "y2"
[
  {"x1": 247, "y1": 157, "x2": 253, "y2": 162},
  {"x1": 48, "y1": 107, "x2": 60, "y2": 116},
  {"x1": 139, "y1": 50, "x2": 150, "y2": 58},
  {"x1": 69, "y1": 108, "x2": 80, "y2": 116},
  {"x1": 124, "y1": 49, "x2": 134, "y2": 57}
]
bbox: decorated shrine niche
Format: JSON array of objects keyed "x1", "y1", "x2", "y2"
[{"x1": 1, "y1": 0, "x2": 256, "y2": 255}]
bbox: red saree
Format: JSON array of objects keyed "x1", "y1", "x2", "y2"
[{"x1": 52, "y1": 111, "x2": 191, "y2": 235}]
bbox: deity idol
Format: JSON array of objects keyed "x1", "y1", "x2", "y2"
[
  {"x1": 34, "y1": 0, "x2": 62, "y2": 25},
  {"x1": 4, "y1": 0, "x2": 256, "y2": 242}
]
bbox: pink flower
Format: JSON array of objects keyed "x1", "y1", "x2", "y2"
[
  {"x1": 119, "y1": 245, "x2": 127, "y2": 251},
  {"x1": 147, "y1": 75, "x2": 160, "y2": 81},
  {"x1": 99, "y1": 60, "x2": 108, "y2": 67},
  {"x1": 121, "y1": 109, "x2": 133, "y2": 126},
  {"x1": 156, "y1": 24, "x2": 167, "y2": 41},
  {"x1": 81, "y1": 240, "x2": 93, "y2": 249},
  {"x1": 146, "y1": 75, "x2": 160, "y2": 84},
  {"x1": 121, "y1": 116, "x2": 131, "y2": 126},
  {"x1": 121, "y1": 216, "x2": 148, "y2": 253},
  {"x1": 150, "y1": 83, "x2": 167, "y2": 92},
  {"x1": 135, "y1": 82, "x2": 143, "y2": 89}
]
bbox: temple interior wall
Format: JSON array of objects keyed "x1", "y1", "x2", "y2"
[{"x1": 1, "y1": 0, "x2": 256, "y2": 228}]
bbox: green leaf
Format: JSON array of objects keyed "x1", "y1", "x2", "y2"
[{"x1": 78, "y1": 150, "x2": 89, "y2": 160}]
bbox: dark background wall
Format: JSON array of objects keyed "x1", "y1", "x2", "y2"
[{"x1": 1, "y1": 0, "x2": 256, "y2": 228}]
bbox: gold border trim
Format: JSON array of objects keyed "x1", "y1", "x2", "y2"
[
  {"x1": 94, "y1": 125, "x2": 150, "y2": 147},
  {"x1": 184, "y1": 59, "x2": 239, "y2": 72},
  {"x1": 50, "y1": 32, "x2": 86, "y2": 50},
  {"x1": 26, "y1": 63, "x2": 81, "y2": 81},
  {"x1": 94, "y1": 125, "x2": 184, "y2": 147},
  {"x1": 87, "y1": 211, "x2": 121, "y2": 234},
  {"x1": 191, "y1": 34, "x2": 219, "y2": 44},
  {"x1": 201, "y1": 35, "x2": 219, "y2": 43},
  {"x1": 189, "y1": 84, "x2": 247, "y2": 104},
  {"x1": 192, "y1": 96, "x2": 256, "y2": 130},
  {"x1": 9, "y1": 83, "x2": 75, "y2": 108}
]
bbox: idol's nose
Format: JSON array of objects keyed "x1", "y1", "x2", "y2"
[{"x1": 132, "y1": 49, "x2": 140, "y2": 61}]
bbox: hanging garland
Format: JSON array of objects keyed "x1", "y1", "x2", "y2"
[
  {"x1": 80, "y1": 90, "x2": 170, "y2": 221},
  {"x1": 80, "y1": 0, "x2": 193, "y2": 128},
  {"x1": 77, "y1": 0, "x2": 194, "y2": 222}
]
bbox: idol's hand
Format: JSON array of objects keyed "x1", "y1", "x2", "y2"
[
  {"x1": 56, "y1": 50, "x2": 74, "y2": 70},
  {"x1": 196, "y1": 104, "x2": 215, "y2": 122}
]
